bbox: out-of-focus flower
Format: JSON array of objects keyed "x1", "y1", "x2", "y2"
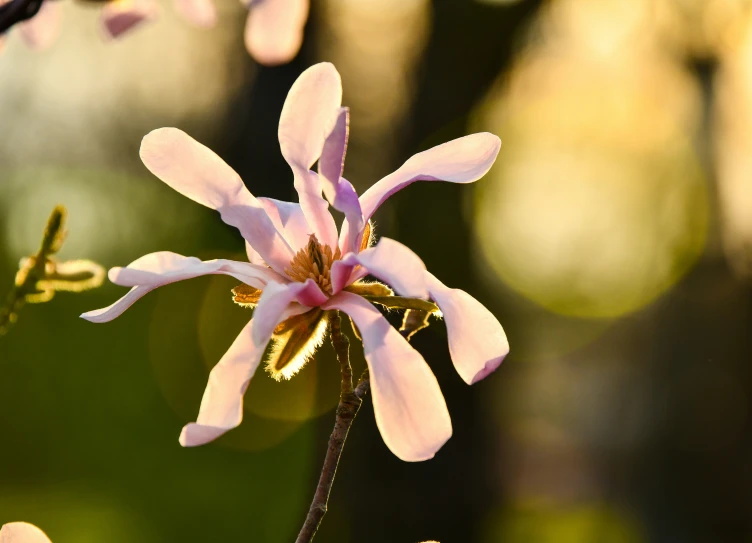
[
  {"x1": 0, "y1": 522, "x2": 52, "y2": 543},
  {"x1": 82, "y1": 62, "x2": 508, "y2": 462},
  {"x1": 175, "y1": 0, "x2": 308, "y2": 65},
  {"x1": 243, "y1": 0, "x2": 308, "y2": 65},
  {"x1": 0, "y1": 0, "x2": 157, "y2": 50}
]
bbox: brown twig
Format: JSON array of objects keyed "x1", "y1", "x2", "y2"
[
  {"x1": 0, "y1": 0, "x2": 46, "y2": 34},
  {"x1": 0, "y1": 206, "x2": 66, "y2": 335},
  {"x1": 296, "y1": 311, "x2": 369, "y2": 543}
]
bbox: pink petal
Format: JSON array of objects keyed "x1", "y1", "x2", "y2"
[
  {"x1": 258, "y1": 197, "x2": 312, "y2": 252},
  {"x1": 251, "y1": 279, "x2": 325, "y2": 344},
  {"x1": 318, "y1": 108, "x2": 364, "y2": 247},
  {"x1": 244, "y1": 0, "x2": 308, "y2": 66},
  {"x1": 173, "y1": 0, "x2": 216, "y2": 27},
  {"x1": 140, "y1": 128, "x2": 294, "y2": 275},
  {"x1": 278, "y1": 63, "x2": 342, "y2": 248},
  {"x1": 80, "y1": 285, "x2": 155, "y2": 324},
  {"x1": 324, "y1": 292, "x2": 452, "y2": 461},
  {"x1": 340, "y1": 133, "x2": 501, "y2": 252},
  {"x1": 19, "y1": 0, "x2": 61, "y2": 50},
  {"x1": 331, "y1": 237, "x2": 429, "y2": 298},
  {"x1": 81, "y1": 252, "x2": 283, "y2": 323},
  {"x1": 426, "y1": 272, "x2": 509, "y2": 384},
  {"x1": 0, "y1": 522, "x2": 53, "y2": 543},
  {"x1": 279, "y1": 62, "x2": 341, "y2": 173},
  {"x1": 100, "y1": 0, "x2": 158, "y2": 39},
  {"x1": 179, "y1": 302, "x2": 308, "y2": 446}
]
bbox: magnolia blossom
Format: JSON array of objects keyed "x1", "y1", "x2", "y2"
[
  {"x1": 82, "y1": 62, "x2": 508, "y2": 462},
  {"x1": 0, "y1": 523, "x2": 52, "y2": 543},
  {"x1": 175, "y1": 0, "x2": 308, "y2": 65}
]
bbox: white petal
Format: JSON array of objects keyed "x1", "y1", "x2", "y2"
[
  {"x1": 245, "y1": 0, "x2": 308, "y2": 66},
  {"x1": 0, "y1": 522, "x2": 53, "y2": 543},
  {"x1": 324, "y1": 292, "x2": 452, "y2": 461},
  {"x1": 426, "y1": 272, "x2": 509, "y2": 384},
  {"x1": 139, "y1": 128, "x2": 294, "y2": 274}
]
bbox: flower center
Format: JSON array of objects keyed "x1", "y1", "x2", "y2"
[{"x1": 285, "y1": 234, "x2": 341, "y2": 294}]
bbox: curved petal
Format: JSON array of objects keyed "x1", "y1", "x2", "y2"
[
  {"x1": 426, "y1": 272, "x2": 509, "y2": 384},
  {"x1": 318, "y1": 108, "x2": 364, "y2": 250},
  {"x1": 19, "y1": 0, "x2": 61, "y2": 50},
  {"x1": 140, "y1": 128, "x2": 294, "y2": 274},
  {"x1": 251, "y1": 279, "x2": 325, "y2": 344},
  {"x1": 245, "y1": 0, "x2": 308, "y2": 66},
  {"x1": 258, "y1": 197, "x2": 312, "y2": 252},
  {"x1": 278, "y1": 63, "x2": 342, "y2": 248},
  {"x1": 340, "y1": 133, "x2": 501, "y2": 251},
  {"x1": 180, "y1": 302, "x2": 309, "y2": 446},
  {"x1": 81, "y1": 252, "x2": 284, "y2": 323},
  {"x1": 331, "y1": 238, "x2": 428, "y2": 298},
  {"x1": 0, "y1": 522, "x2": 53, "y2": 543},
  {"x1": 79, "y1": 285, "x2": 155, "y2": 324},
  {"x1": 279, "y1": 62, "x2": 341, "y2": 173},
  {"x1": 100, "y1": 0, "x2": 157, "y2": 39},
  {"x1": 173, "y1": 0, "x2": 216, "y2": 27},
  {"x1": 324, "y1": 292, "x2": 452, "y2": 461}
]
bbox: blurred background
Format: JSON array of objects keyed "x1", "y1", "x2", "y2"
[{"x1": 1, "y1": 0, "x2": 752, "y2": 541}]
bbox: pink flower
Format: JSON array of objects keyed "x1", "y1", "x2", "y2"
[
  {"x1": 0, "y1": 523, "x2": 52, "y2": 543},
  {"x1": 82, "y1": 62, "x2": 508, "y2": 462},
  {"x1": 174, "y1": 0, "x2": 308, "y2": 65}
]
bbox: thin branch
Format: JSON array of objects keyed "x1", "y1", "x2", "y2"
[
  {"x1": 296, "y1": 311, "x2": 368, "y2": 543},
  {"x1": 0, "y1": 0, "x2": 45, "y2": 35},
  {"x1": 0, "y1": 206, "x2": 66, "y2": 336}
]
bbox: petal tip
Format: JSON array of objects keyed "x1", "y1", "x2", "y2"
[{"x1": 468, "y1": 354, "x2": 507, "y2": 385}]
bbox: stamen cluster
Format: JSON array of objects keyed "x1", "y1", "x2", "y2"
[{"x1": 285, "y1": 234, "x2": 341, "y2": 294}]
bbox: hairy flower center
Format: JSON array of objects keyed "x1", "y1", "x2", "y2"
[{"x1": 285, "y1": 234, "x2": 341, "y2": 294}]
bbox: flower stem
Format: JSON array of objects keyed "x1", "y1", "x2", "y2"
[{"x1": 296, "y1": 311, "x2": 370, "y2": 543}]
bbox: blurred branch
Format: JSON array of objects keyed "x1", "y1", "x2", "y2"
[
  {"x1": 0, "y1": 0, "x2": 45, "y2": 34},
  {"x1": 0, "y1": 206, "x2": 105, "y2": 336},
  {"x1": 296, "y1": 311, "x2": 370, "y2": 543}
]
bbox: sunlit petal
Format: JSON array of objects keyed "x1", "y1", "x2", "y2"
[
  {"x1": 324, "y1": 292, "x2": 452, "y2": 461},
  {"x1": 140, "y1": 128, "x2": 294, "y2": 274},
  {"x1": 341, "y1": 133, "x2": 501, "y2": 251},
  {"x1": 245, "y1": 0, "x2": 308, "y2": 66},
  {"x1": 0, "y1": 522, "x2": 53, "y2": 543},
  {"x1": 426, "y1": 272, "x2": 508, "y2": 384},
  {"x1": 251, "y1": 279, "x2": 325, "y2": 344},
  {"x1": 81, "y1": 252, "x2": 283, "y2": 323},
  {"x1": 258, "y1": 197, "x2": 312, "y2": 252},
  {"x1": 331, "y1": 237, "x2": 428, "y2": 298}
]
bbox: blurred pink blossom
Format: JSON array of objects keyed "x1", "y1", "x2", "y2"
[
  {"x1": 82, "y1": 62, "x2": 508, "y2": 462},
  {"x1": 0, "y1": 523, "x2": 52, "y2": 543}
]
